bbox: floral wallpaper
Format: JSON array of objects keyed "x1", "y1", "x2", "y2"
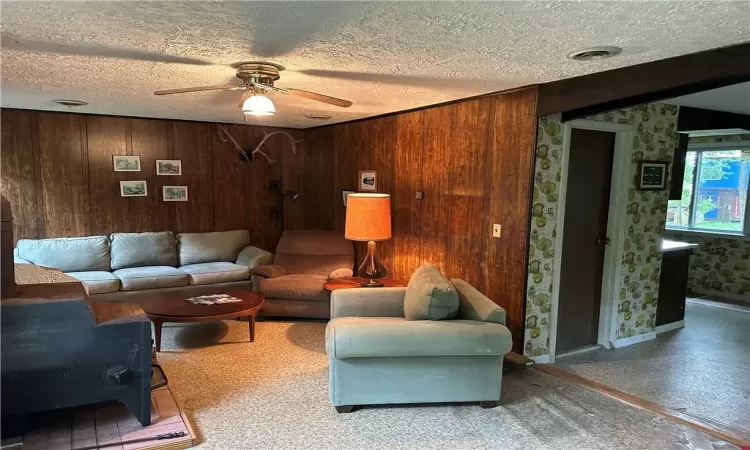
[
  {"x1": 524, "y1": 104, "x2": 680, "y2": 358},
  {"x1": 668, "y1": 233, "x2": 750, "y2": 299}
]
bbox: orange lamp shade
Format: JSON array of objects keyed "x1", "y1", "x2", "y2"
[{"x1": 345, "y1": 193, "x2": 392, "y2": 241}]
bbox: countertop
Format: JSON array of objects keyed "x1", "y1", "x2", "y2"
[{"x1": 661, "y1": 239, "x2": 699, "y2": 253}]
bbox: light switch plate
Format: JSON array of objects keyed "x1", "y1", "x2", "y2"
[{"x1": 493, "y1": 224, "x2": 502, "y2": 238}]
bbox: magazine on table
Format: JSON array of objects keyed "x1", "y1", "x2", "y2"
[{"x1": 185, "y1": 294, "x2": 242, "y2": 305}]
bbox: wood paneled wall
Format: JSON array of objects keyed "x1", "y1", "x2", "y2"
[
  {"x1": 1, "y1": 109, "x2": 299, "y2": 252},
  {"x1": 302, "y1": 88, "x2": 539, "y2": 350}
]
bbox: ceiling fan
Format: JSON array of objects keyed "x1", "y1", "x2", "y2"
[{"x1": 153, "y1": 61, "x2": 352, "y2": 118}]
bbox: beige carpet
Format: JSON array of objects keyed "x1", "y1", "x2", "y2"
[{"x1": 157, "y1": 320, "x2": 738, "y2": 450}]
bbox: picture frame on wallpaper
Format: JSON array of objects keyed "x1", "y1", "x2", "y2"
[
  {"x1": 358, "y1": 170, "x2": 377, "y2": 192},
  {"x1": 636, "y1": 161, "x2": 669, "y2": 190},
  {"x1": 120, "y1": 181, "x2": 147, "y2": 197},
  {"x1": 163, "y1": 186, "x2": 188, "y2": 202},
  {"x1": 342, "y1": 189, "x2": 356, "y2": 207},
  {"x1": 156, "y1": 159, "x2": 182, "y2": 175},
  {"x1": 113, "y1": 155, "x2": 141, "y2": 172}
]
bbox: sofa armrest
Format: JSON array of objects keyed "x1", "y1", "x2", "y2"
[
  {"x1": 235, "y1": 245, "x2": 274, "y2": 269},
  {"x1": 250, "y1": 265, "x2": 287, "y2": 278},
  {"x1": 451, "y1": 279, "x2": 506, "y2": 324},
  {"x1": 327, "y1": 268, "x2": 353, "y2": 280},
  {"x1": 330, "y1": 287, "x2": 406, "y2": 318},
  {"x1": 326, "y1": 317, "x2": 512, "y2": 358}
]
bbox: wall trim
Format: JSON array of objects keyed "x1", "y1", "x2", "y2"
[
  {"x1": 530, "y1": 354, "x2": 551, "y2": 364},
  {"x1": 546, "y1": 119, "x2": 635, "y2": 363},
  {"x1": 613, "y1": 331, "x2": 656, "y2": 348},
  {"x1": 689, "y1": 288, "x2": 750, "y2": 304},
  {"x1": 655, "y1": 320, "x2": 685, "y2": 334}
]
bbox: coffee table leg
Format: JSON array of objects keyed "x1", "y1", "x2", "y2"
[
  {"x1": 153, "y1": 319, "x2": 164, "y2": 352},
  {"x1": 248, "y1": 313, "x2": 256, "y2": 342}
]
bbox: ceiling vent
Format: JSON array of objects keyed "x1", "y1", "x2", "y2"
[
  {"x1": 52, "y1": 99, "x2": 88, "y2": 107},
  {"x1": 567, "y1": 46, "x2": 622, "y2": 61}
]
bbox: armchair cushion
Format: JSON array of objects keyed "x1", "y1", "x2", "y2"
[
  {"x1": 404, "y1": 264, "x2": 459, "y2": 321},
  {"x1": 258, "y1": 274, "x2": 328, "y2": 302},
  {"x1": 251, "y1": 265, "x2": 287, "y2": 278},
  {"x1": 326, "y1": 317, "x2": 512, "y2": 358},
  {"x1": 327, "y1": 268, "x2": 353, "y2": 280},
  {"x1": 452, "y1": 279, "x2": 506, "y2": 324}
]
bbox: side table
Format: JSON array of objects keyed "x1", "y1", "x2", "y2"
[{"x1": 323, "y1": 277, "x2": 407, "y2": 291}]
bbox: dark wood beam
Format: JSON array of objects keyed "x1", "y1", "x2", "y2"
[
  {"x1": 676, "y1": 106, "x2": 750, "y2": 132},
  {"x1": 537, "y1": 43, "x2": 750, "y2": 119}
]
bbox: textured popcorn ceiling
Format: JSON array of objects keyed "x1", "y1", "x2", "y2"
[
  {"x1": 668, "y1": 81, "x2": 750, "y2": 115},
  {"x1": 1, "y1": 1, "x2": 749, "y2": 128}
]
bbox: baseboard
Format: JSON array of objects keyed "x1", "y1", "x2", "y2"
[
  {"x1": 689, "y1": 288, "x2": 750, "y2": 304},
  {"x1": 613, "y1": 331, "x2": 656, "y2": 348},
  {"x1": 530, "y1": 354, "x2": 550, "y2": 364},
  {"x1": 655, "y1": 320, "x2": 685, "y2": 334},
  {"x1": 556, "y1": 345, "x2": 601, "y2": 359}
]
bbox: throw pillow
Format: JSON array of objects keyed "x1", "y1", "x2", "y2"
[{"x1": 403, "y1": 264, "x2": 459, "y2": 320}]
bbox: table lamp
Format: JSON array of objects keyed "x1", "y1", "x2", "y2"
[{"x1": 345, "y1": 193, "x2": 392, "y2": 287}]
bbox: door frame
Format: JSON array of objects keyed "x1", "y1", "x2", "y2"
[{"x1": 547, "y1": 119, "x2": 636, "y2": 363}]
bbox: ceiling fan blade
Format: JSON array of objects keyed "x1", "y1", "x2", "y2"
[
  {"x1": 2, "y1": 33, "x2": 213, "y2": 66},
  {"x1": 283, "y1": 88, "x2": 353, "y2": 108},
  {"x1": 154, "y1": 85, "x2": 238, "y2": 95},
  {"x1": 237, "y1": 90, "x2": 252, "y2": 108}
]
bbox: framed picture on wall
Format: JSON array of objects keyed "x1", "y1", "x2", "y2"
[
  {"x1": 163, "y1": 186, "x2": 188, "y2": 202},
  {"x1": 120, "y1": 181, "x2": 147, "y2": 197},
  {"x1": 113, "y1": 155, "x2": 141, "y2": 172},
  {"x1": 342, "y1": 189, "x2": 355, "y2": 207},
  {"x1": 156, "y1": 160, "x2": 182, "y2": 175},
  {"x1": 358, "y1": 170, "x2": 377, "y2": 192},
  {"x1": 636, "y1": 161, "x2": 669, "y2": 190}
]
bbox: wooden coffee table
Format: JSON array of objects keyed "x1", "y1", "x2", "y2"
[
  {"x1": 139, "y1": 289, "x2": 264, "y2": 351},
  {"x1": 323, "y1": 277, "x2": 407, "y2": 291}
]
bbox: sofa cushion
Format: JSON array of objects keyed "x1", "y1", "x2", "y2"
[
  {"x1": 113, "y1": 266, "x2": 188, "y2": 291},
  {"x1": 177, "y1": 230, "x2": 250, "y2": 265},
  {"x1": 404, "y1": 264, "x2": 459, "y2": 321},
  {"x1": 16, "y1": 236, "x2": 110, "y2": 272},
  {"x1": 326, "y1": 317, "x2": 512, "y2": 358},
  {"x1": 66, "y1": 271, "x2": 121, "y2": 295},
  {"x1": 258, "y1": 275, "x2": 329, "y2": 302},
  {"x1": 110, "y1": 232, "x2": 177, "y2": 270},
  {"x1": 179, "y1": 262, "x2": 250, "y2": 286}
]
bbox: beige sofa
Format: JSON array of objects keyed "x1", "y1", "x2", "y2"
[{"x1": 14, "y1": 230, "x2": 273, "y2": 302}]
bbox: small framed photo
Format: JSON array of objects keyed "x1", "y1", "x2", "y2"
[
  {"x1": 156, "y1": 159, "x2": 182, "y2": 176},
  {"x1": 636, "y1": 161, "x2": 669, "y2": 190},
  {"x1": 358, "y1": 170, "x2": 377, "y2": 192},
  {"x1": 342, "y1": 189, "x2": 355, "y2": 207},
  {"x1": 120, "y1": 180, "x2": 147, "y2": 197},
  {"x1": 113, "y1": 155, "x2": 141, "y2": 172},
  {"x1": 163, "y1": 186, "x2": 188, "y2": 202}
]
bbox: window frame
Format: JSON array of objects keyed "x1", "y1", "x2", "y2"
[{"x1": 665, "y1": 141, "x2": 750, "y2": 238}]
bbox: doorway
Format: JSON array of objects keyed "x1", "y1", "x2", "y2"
[{"x1": 556, "y1": 129, "x2": 615, "y2": 355}]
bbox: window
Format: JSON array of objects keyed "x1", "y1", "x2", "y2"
[{"x1": 666, "y1": 148, "x2": 750, "y2": 234}]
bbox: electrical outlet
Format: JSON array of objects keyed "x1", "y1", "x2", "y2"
[{"x1": 493, "y1": 224, "x2": 502, "y2": 238}]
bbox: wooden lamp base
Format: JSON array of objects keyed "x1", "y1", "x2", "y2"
[{"x1": 356, "y1": 241, "x2": 387, "y2": 287}]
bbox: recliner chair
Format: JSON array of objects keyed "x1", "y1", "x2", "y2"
[{"x1": 252, "y1": 230, "x2": 354, "y2": 318}]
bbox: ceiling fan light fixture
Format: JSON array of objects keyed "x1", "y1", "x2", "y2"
[{"x1": 242, "y1": 94, "x2": 275, "y2": 116}]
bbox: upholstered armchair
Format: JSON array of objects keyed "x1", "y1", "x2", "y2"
[
  {"x1": 251, "y1": 230, "x2": 354, "y2": 318},
  {"x1": 325, "y1": 265, "x2": 512, "y2": 412}
]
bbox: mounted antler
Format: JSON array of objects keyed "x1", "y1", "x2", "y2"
[{"x1": 217, "y1": 126, "x2": 300, "y2": 166}]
